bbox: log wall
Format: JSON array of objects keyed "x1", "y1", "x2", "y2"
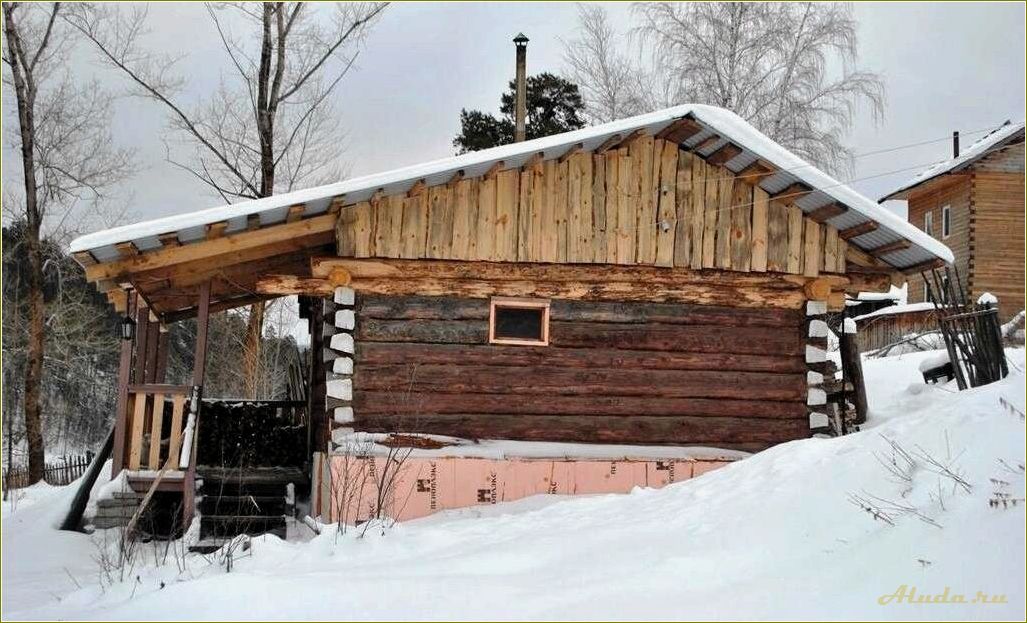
[
  {"x1": 341, "y1": 293, "x2": 809, "y2": 451},
  {"x1": 337, "y1": 140, "x2": 848, "y2": 277}
]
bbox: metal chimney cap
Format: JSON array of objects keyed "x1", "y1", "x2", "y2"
[{"x1": 513, "y1": 33, "x2": 529, "y2": 47}]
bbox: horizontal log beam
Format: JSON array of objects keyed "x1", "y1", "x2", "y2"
[
  {"x1": 161, "y1": 293, "x2": 275, "y2": 324},
  {"x1": 352, "y1": 413, "x2": 807, "y2": 450},
  {"x1": 312, "y1": 258, "x2": 848, "y2": 309},
  {"x1": 255, "y1": 275, "x2": 337, "y2": 297},
  {"x1": 357, "y1": 342, "x2": 807, "y2": 374}
]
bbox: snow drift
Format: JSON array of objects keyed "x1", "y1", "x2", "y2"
[{"x1": 3, "y1": 350, "x2": 1024, "y2": 621}]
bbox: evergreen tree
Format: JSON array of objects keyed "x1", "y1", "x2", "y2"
[{"x1": 453, "y1": 72, "x2": 586, "y2": 153}]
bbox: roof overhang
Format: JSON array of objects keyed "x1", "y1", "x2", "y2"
[{"x1": 70, "y1": 104, "x2": 957, "y2": 319}]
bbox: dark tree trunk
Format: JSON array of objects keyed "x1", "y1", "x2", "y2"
[
  {"x1": 4, "y1": 4, "x2": 49, "y2": 484},
  {"x1": 240, "y1": 3, "x2": 281, "y2": 399}
]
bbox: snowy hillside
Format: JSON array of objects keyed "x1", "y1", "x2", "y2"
[{"x1": 3, "y1": 349, "x2": 1025, "y2": 621}]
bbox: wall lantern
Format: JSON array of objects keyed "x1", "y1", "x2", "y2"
[{"x1": 120, "y1": 315, "x2": 136, "y2": 341}]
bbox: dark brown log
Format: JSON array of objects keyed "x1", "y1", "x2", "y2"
[
  {"x1": 353, "y1": 390, "x2": 805, "y2": 419},
  {"x1": 355, "y1": 318, "x2": 803, "y2": 356},
  {"x1": 356, "y1": 295, "x2": 802, "y2": 328},
  {"x1": 839, "y1": 328, "x2": 868, "y2": 425},
  {"x1": 357, "y1": 364, "x2": 805, "y2": 401},
  {"x1": 356, "y1": 342, "x2": 807, "y2": 374},
  {"x1": 354, "y1": 413, "x2": 808, "y2": 449}
]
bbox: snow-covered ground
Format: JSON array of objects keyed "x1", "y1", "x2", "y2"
[{"x1": 3, "y1": 349, "x2": 1025, "y2": 621}]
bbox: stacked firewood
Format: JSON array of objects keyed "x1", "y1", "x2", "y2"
[{"x1": 197, "y1": 400, "x2": 307, "y2": 468}]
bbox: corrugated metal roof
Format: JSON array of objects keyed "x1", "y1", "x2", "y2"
[
  {"x1": 70, "y1": 103, "x2": 955, "y2": 269},
  {"x1": 881, "y1": 120, "x2": 1025, "y2": 201}
]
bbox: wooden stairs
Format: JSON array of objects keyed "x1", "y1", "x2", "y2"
[{"x1": 189, "y1": 466, "x2": 307, "y2": 554}]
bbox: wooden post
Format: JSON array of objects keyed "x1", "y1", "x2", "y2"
[
  {"x1": 305, "y1": 297, "x2": 325, "y2": 463},
  {"x1": 154, "y1": 329, "x2": 169, "y2": 384},
  {"x1": 192, "y1": 280, "x2": 211, "y2": 386},
  {"x1": 144, "y1": 318, "x2": 160, "y2": 383},
  {"x1": 111, "y1": 292, "x2": 137, "y2": 479},
  {"x1": 133, "y1": 304, "x2": 150, "y2": 384},
  {"x1": 839, "y1": 321, "x2": 868, "y2": 425}
]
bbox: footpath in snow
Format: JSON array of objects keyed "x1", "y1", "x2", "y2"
[{"x1": 2, "y1": 349, "x2": 1024, "y2": 621}]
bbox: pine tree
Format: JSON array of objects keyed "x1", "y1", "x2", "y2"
[{"x1": 453, "y1": 72, "x2": 586, "y2": 153}]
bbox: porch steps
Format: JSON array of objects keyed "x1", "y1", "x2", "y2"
[{"x1": 189, "y1": 466, "x2": 306, "y2": 554}]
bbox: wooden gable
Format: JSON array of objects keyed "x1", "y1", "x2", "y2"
[{"x1": 335, "y1": 137, "x2": 849, "y2": 277}]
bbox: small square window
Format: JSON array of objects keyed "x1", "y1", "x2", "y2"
[
  {"x1": 941, "y1": 205, "x2": 951, "y2": 239},
  {"x1": 489, "y1": 297, "x2": 550, "y2": 346}
]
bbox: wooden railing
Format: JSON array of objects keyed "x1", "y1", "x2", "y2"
[{"x1": 124, "y1": 384, "x2": 192, "y2": 471}]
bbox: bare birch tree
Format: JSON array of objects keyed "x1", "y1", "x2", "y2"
[
  {"x1": 564, "y1": 2, "x2": 885, "y2": 173},
  {"x1": 66, "y1": 2, "x2": 387, "y2": 397},
  {"x1": 561, "y1": 4, "x2": 651, "y2": 125},
  {"x1": 3, "y1": 1, "x2": 132, "y2": 483}
]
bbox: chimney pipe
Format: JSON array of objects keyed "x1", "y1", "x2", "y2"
[
  {"x1": 513, "y1": 33, "x2": 529, "y2": 143},
  {"x1": 953, "y1": 131, "x2": 960, "y2": 158}
]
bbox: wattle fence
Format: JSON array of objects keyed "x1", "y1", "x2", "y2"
[{"x1": 2, "y1": 452, "x2": 94, "y2": 490}]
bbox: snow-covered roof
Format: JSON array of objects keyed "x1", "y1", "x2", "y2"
[
  {"x1": 70, "y1": 103, "x2": 954, "y2": 268},
  {"x1": 881, "y1": 120, "x2": 1025, "y2": 201},
  {"x1": 855, "y1": 284, "x2": 907, "y2": 303},
  {"x1": 852, "y1": 301, "x2": 938, "y2": 322}
]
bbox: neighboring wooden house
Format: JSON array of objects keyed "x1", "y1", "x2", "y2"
[
  {"x1": 881, "y1": 121, "x2": 1025, "y2": 320},
  {"x1": 70, "y1": 104, "x2": 952, "y2": 538}
]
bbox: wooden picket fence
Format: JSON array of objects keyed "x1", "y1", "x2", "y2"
[{"x1": 3, "y1": 452, "x2": 94, "y2": 490}]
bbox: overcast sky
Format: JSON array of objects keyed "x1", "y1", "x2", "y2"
[{"x1": 6, "y1": 2, "x2": 1026, "y2": 231}]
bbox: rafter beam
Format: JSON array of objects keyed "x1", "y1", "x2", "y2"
[
  {"x1": 868, "y1": 239, "x2": 911, "y2": 257},
  {"x1": 446, "y1": 170, "x2": 465, "y2": 188},
  {"x1": 483, "y1": 161, "x2": 505, "y2": 180},
  {"x1": 558, "y1": 144, "x2": 583, "y2": 164},
  {"x1": 770, "y1": 182, "x2": 812, "y2": 202},
  {"x1": 407, "y1": 179, "x2": 426, "y2": 197},
  {"x1": 839, "y1": 220, "x2": 878, "y2": 240},
  {"x1": 657, "y1": 117, "x2": 703, "y2": 143},
  {"x1": 205, "y1": 221, "x2": 229, "y2": 240},
  {"x1": 807, "y1": 202, "x2": 848, "y2": 223},
  {"x1": 593, "y1": 134, "x2": 622, "y2": 155},
  {"x1": 84, "y1": 213, "x2": 339, "y2": 283},
  {"x1": 706, "y1": 142, "x2": 742, "y2": 166}
]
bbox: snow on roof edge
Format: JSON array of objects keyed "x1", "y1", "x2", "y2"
[
  {"x1": 69, "y1": 103, "x2": 954, "y2": 265},
  {"x1": 880, "y1": 120, "x2": 1025, "y2": 202},
  {"x1": 852, "y1": 301, "x2": 938, "y2": 322}
]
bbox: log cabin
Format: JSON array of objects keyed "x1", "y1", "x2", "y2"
[
  {"x1": 70, "y1": 104, "x2": 953, "y2": 544},
  {"x1": 881, "y1": 121, "x2": 1025, "y2": 320}
]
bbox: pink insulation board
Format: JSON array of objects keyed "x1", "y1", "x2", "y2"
[{"x1": 322, "y1": 454, "x2": 733, "y2": 524}]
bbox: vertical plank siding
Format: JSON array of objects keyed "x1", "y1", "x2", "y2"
[{"x1": 337, "y1": 141, "x2": 848, "y2": 276}]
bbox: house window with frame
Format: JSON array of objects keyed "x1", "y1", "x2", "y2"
[
  {"x1": 489, "y1": 297, "x2": 550, "y2": 346},
  {"x1": 923, "y1": 210, "x2": 934, "y2": 237},
  {"x1": 941, "y1": 205, "x2": 951, "y2": 239}
]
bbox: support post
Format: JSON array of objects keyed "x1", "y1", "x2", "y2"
[
  {"x1": 144, "y1": 317, "x2": 160, "y2": 383},
  {"x1": 839, "y1": 319, "x2": 868, "y2": 425},
  {"x1": 192, "y1": 280, "x2": 211, "y2": 386},
  {"x1": 111, "y1": 292, "x2": 137, "y2": 479},
  {"x1": 133, "y1": 303, "x2": 150, "y2": 384}
]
